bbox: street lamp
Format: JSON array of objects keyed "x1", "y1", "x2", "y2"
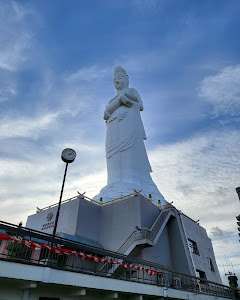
[{"x1": 52, "y1": 148, "x2": 76, "y2": 236}]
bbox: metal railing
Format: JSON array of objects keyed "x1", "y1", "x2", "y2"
[
  {"x1": 146, "y1": 208, "x2": 173, "y2": 241},
  {"x1": 37, "y1": 192, "x2": 165, "y2": 212},
  {"x1": 0, "y1": 220, "x2": 237, "y2": 299}
]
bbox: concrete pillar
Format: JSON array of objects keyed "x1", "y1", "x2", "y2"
[
  {"x1": 129, "y1": 296, "x2": 143, "y2": 300},
  {"x1": 163, "y1": 287, "x2": 168, "y2": 298},
  {"x1": 105, "y1": 292, "x2": 118, "y2": 298},
  {"x1": 21, "y1": 283, "x2": 37, "y2": 300},
  {"x1": 70, "y1": 288, "x2": 87, "y2": 296},
  {"x1": 21, "y1": 289, "x2": 29, "y2": 300}
]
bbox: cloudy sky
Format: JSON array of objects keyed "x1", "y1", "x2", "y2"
[{"x1": 0, "y1": 0, "x2": 240, "y2": 284}]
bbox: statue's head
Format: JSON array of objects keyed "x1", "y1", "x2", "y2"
[{"x1": 113, "y1": 66, "x2": 129, "y2": 92}]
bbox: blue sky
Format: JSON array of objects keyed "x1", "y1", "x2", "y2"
[{"x1": 0, "y1": 0, "x2": 240, "y2": 284}]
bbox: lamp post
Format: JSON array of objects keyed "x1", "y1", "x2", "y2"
[{"x1": 52, "y1": 148, "x2": 76, "y2": 236}]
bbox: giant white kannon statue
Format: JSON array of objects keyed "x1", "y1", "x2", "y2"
[{"x1": 93, "y1": 67, "x2": 165, "y2": 204}]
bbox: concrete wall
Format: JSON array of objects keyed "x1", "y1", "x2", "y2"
[
  {"x1": 139, "y1": 226, "x2": 172, "y2": 268},
  {"x1": 139, "y1": 197, "x2": 159, "y2": 228},
  {"x1": 181, "y1": 214, "x2": 222, "y2": 284},
  {"x1": 168, "y1": 216, "x2": 193, "y2": 276},
  {"x1": 26, "y1": 198, "x2": 80, "y2": 235},
  {"x1": 75, "y1": 198, "x2": 100, "y2": 241},
  {"x1": 99, "y1": 196, "x2": 162, "y2": 252},
  {"x1": 99, "y1": 196, "x2": 142, "y2": 251}
]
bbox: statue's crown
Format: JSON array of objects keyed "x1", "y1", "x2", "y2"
[{"x1": 114, "y1": 66, "x2": 127, "y2": 77}]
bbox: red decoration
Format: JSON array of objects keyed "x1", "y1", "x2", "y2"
[{"x1": 0, "y1": 233, "x2": 162, "y2": 276}]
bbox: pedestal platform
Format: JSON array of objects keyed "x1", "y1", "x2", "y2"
[{"x1": 26, "y1": 194, "x2": 222, "y2": 284}]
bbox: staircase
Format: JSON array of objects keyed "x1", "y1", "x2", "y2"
[
  {"x1": 98, "y1": 208, "x2": 175, "y2": 277},
  {"x1": 118, "y1": 208, "x2": 175, "y2": 256}
]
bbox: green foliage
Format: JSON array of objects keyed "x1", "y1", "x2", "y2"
[{"x1": 6, "y1": 240, "x2": 31, "y2": 260}]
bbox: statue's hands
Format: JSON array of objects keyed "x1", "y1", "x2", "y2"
[
  {"x1": 120, "y1": 94, "x2": 133, "y2": 107},
  {"x1": 124, "y1": 91, "x2": 138, "y2": 102},
  {"x1": 104, "y1": 110, "x2": 111, "y2": 121}
]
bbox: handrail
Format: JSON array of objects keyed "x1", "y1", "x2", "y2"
[
  {"x1": 147, "y1": 208, "x2": 174, "y2": 241},
  {"x1": 117, "y1": 208, "x2": 173, "y2": 255},
  {"x1": 36, "y1": 195, "x2": 80, "y2": 212},
  {"x1": 0, "y1": 220, "x2": 184, "y2": 272},
  {"x1": 0, "y1": 220, "x2": 222, "y2": 279},
  {"x1": 150, "y1": 208, "x2": 169, "y2": 230},
  {"x1": 117, "y1": 230, "x2": 137, "y2": 253},
  {"x1": 37, "y1": 192, "x2": 168, "y2": 212}
]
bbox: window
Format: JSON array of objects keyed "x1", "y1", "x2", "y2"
[
  {"x1": 188, "y1": 239, "x2": 199, "y2": 255},
  {"x1": 196, "y1": 269, "x2": 206, "y2": 280},
  {"x1": 207, "y1": 257, "x2": 215, "y2": 272}
]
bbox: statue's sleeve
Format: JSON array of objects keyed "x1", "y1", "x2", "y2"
[
  {"x1": 104, "y1": 96, "x2": 121, "y2": 120},
  {"x1": 131, "y1": 88, "x2": 143, "y2": 111}
]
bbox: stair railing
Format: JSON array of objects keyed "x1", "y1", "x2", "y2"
[
  {"x1": 98, "y1": 208, "x2": 174, "y2": 276},
  {"x1": 117, "y1": 208, "x2": 174, "y2": 254}
]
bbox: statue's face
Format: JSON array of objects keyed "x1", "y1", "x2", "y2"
[{"x1": 114, "y1": 74, "x2": 128, "y2": 91}]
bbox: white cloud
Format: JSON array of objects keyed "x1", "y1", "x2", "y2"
[
  {"x1": 148, "y1": 129, "x2": 240, "y2": 281},
  {"x1": 198, "y1": 65, "x2": 240, "y2": 118},
  {"x1": 0, "y1": 81, "x2": 16, "y2": 102},
  {"x1": 12, "y1": 1, "x2": 33, "y2": 20},
  {"x1": 210, "y1": 226, "x2": 225, "y2": 240},
  {"x1": 0, "y1": 33, "x2": 31, "y2": 72},
  {"x1": 0, "y1": 1, "x2": 34, "y2": 72},
  {"x1": 29, "y1": 63, "x2": 113, "y2": 123},
  {"x1": 0, "y1": 140, "x2": 106, "y2": 225},
  {"x1": 0, "y1": 113, "x2": 59, "y2": 139},
  {"x1": 65, "y1": 65, "x2": 111, "y2": 82},
  {"x1": 150, "y1": 130, "x2": 240, "y2": 227},
  {"x1": 0, "y1": 1, "x2": 36, "y2": 104}
]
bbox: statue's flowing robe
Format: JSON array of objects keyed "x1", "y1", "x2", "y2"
[
  {"x1": 93, "y1": 87, "x2": 164, "y2": 203},
  {"x1": 105, "y1": 89, "x2": 152, "y2": 187}
]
